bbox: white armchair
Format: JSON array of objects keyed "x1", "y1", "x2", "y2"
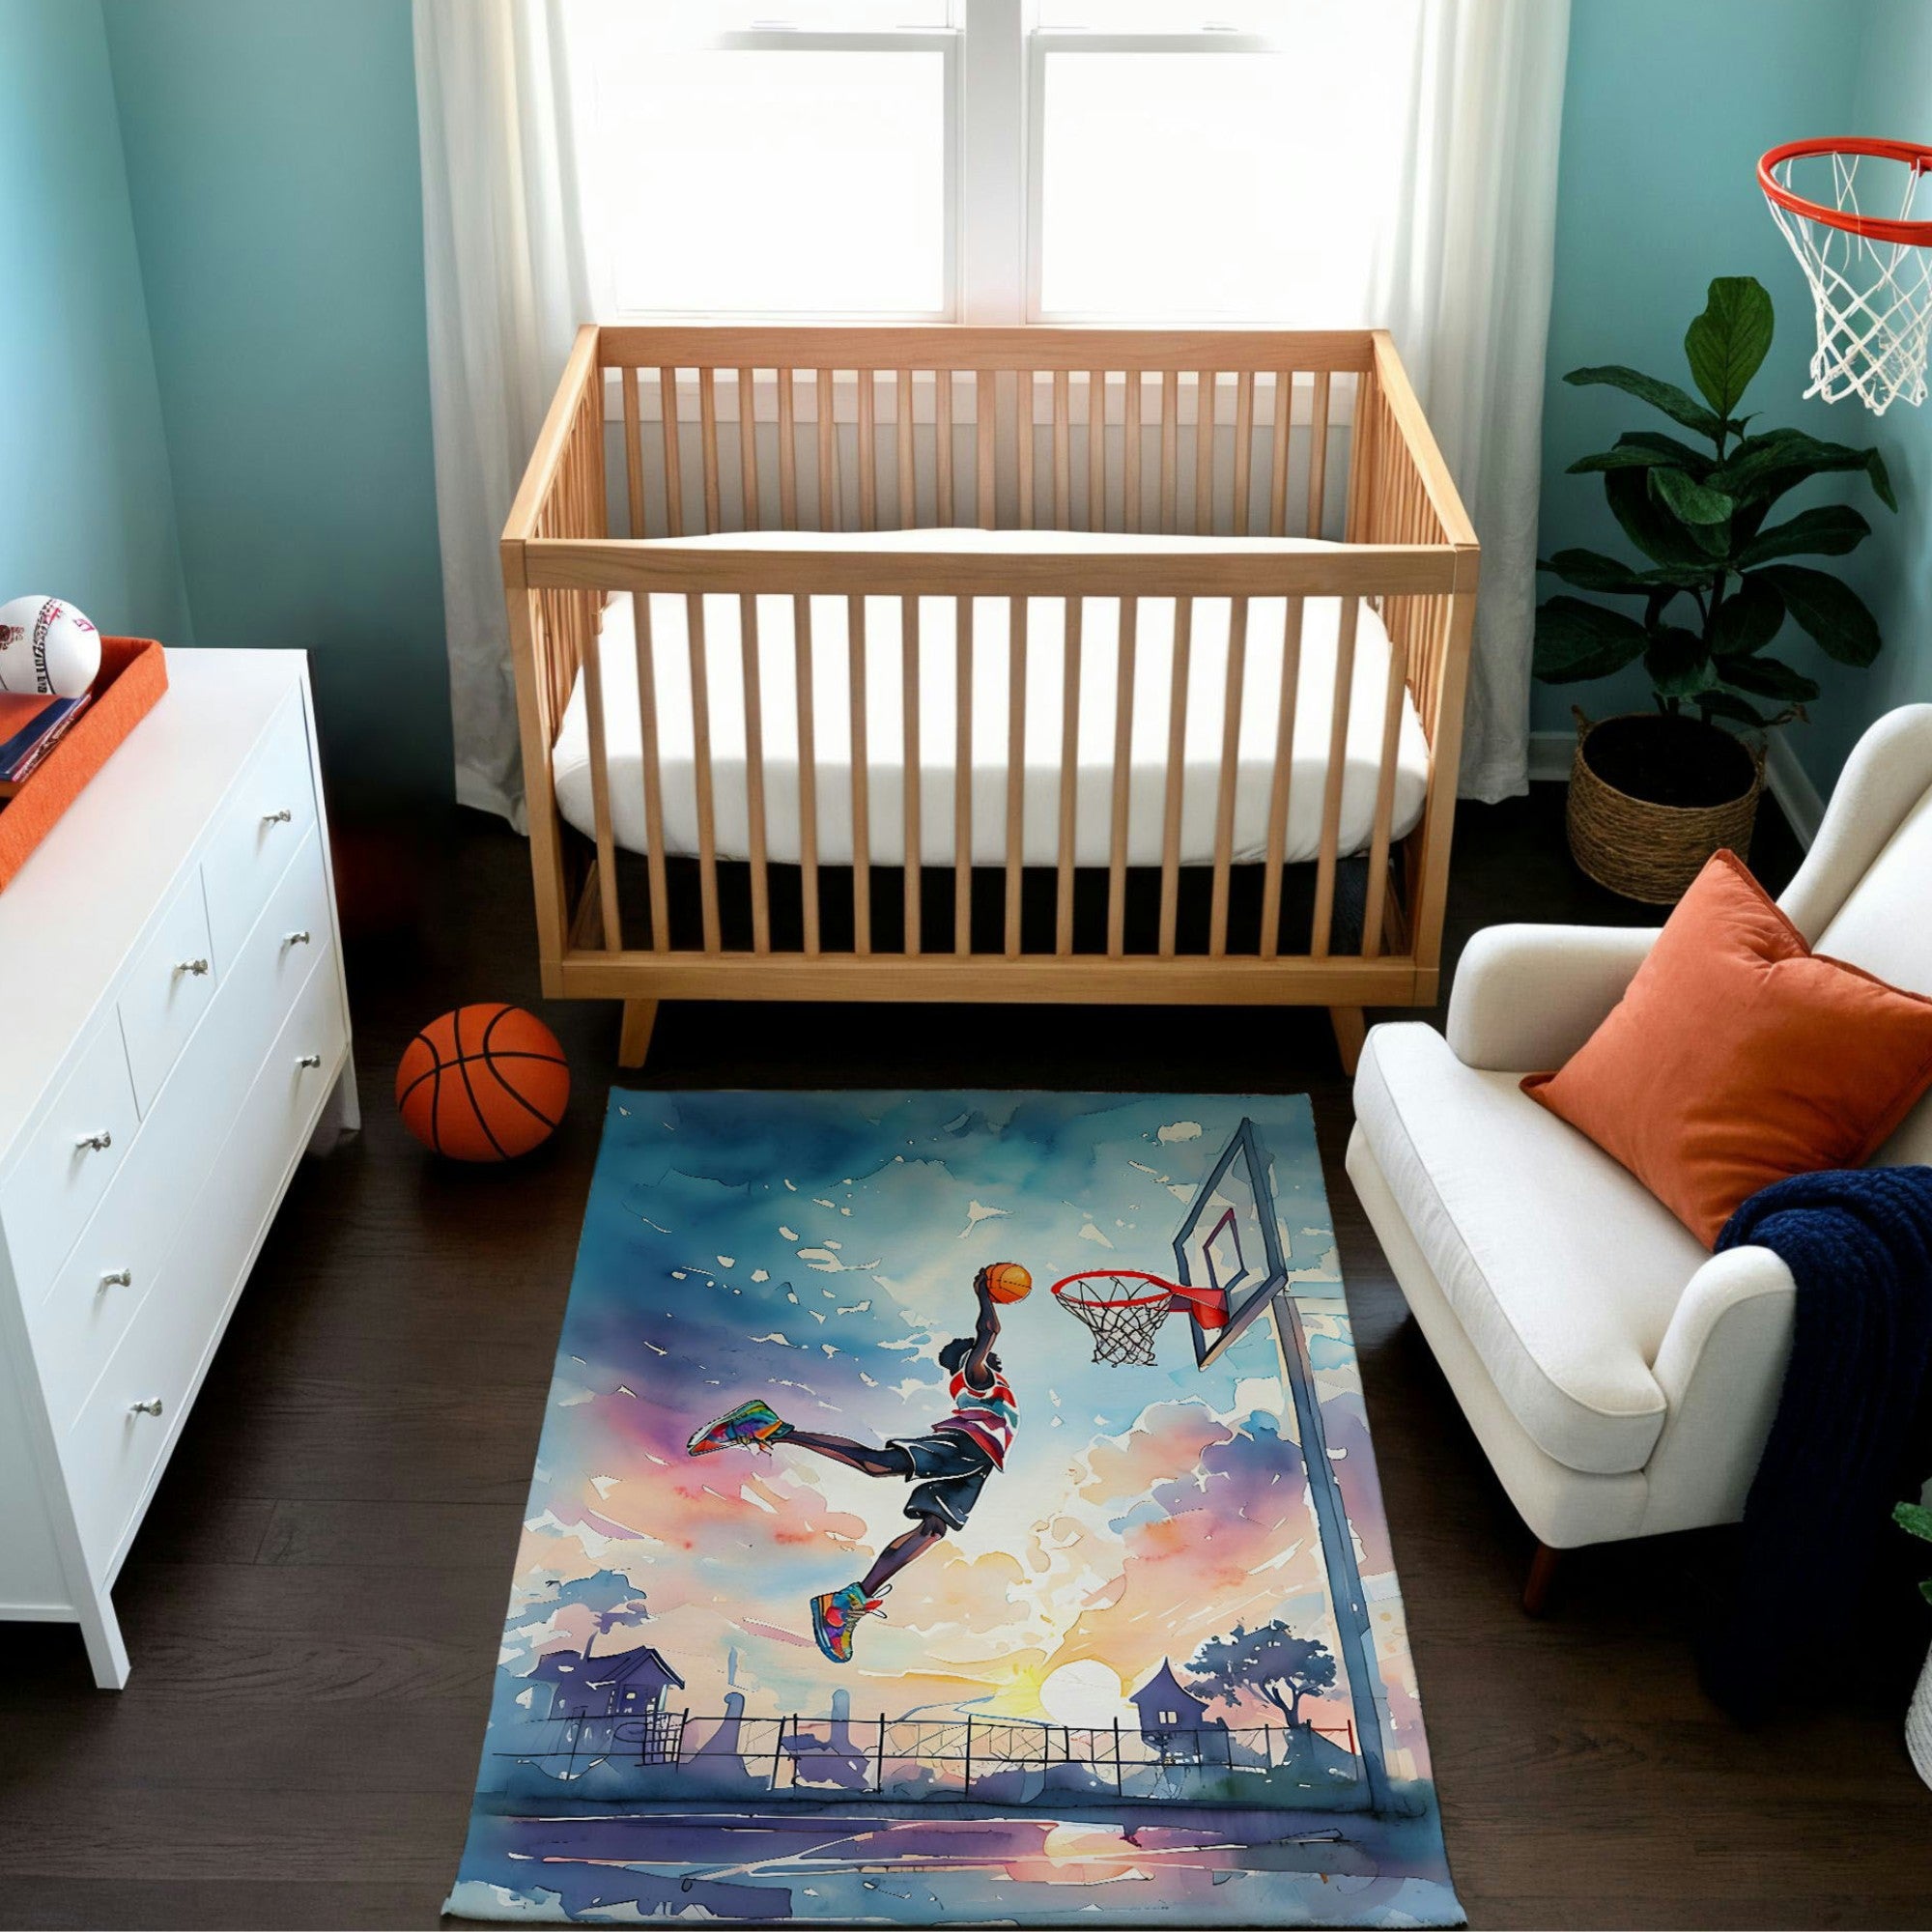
[{"x1": 1347, "y1": 704, "x2": 1932, "y2": 1607}]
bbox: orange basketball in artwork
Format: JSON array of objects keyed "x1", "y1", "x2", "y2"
[
  {"x1": 982, "y1": 1261, "x2": 1033, "y2": 1304},
  {"x1": 395, "y1": 1005, "x2": 569, "y2": 1162}
]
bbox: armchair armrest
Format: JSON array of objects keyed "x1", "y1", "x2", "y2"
[
  {"x1": 1447, "y1": 923, "x2": 1660, "y2": 1071},
  {"x1": 1639, "y1": 1244, "x2": 1796, "y2": 1537}
]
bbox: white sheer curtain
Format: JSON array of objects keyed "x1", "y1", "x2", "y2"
[
  {"x1": 414, "y1": 0, "x2": 593, "y2": 827},
  {"x1": 1370, "y1": 0, "x2": 1572, "y2": 802}
]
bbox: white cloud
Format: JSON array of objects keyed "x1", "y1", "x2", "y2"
[{"x1": 1158, "y1": 1121, "x2": 1204, "y2": 1143}]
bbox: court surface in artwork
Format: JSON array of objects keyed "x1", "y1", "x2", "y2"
[{"x1": 448, "y1": 1091, "x2": 1463, "y2": 1926}]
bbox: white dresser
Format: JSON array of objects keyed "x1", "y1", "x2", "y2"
[{"x1": 0, "y1": 650, "x2": 355, "y2": 1688}]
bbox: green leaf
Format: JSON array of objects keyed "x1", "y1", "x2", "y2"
[
  {"x1": 1699, "y1": 689, "x2": 1782, "y2": 728},
  {"x1": 1755, "y1": 565, "x2": 1881, "y2": 667},
  {"x1": 1645, "y1": 625, "x2": 1714, "y2": 697},
  {"x1": 1710, "y1": 575, "x2": 1784, "y2": 657},
  {"x1": 1715, "y1": 654, "x2": 1819, "y2": 702},
  {"x1": 1736, "y1": 504, "x2": 1872, "y2": 567},
  {"x1": 1605, "y1": 466, "x2": 1712, "y2": 567},
  {"x1": 1538, "y1": 549, "x2": 1657, "y2": 594},
  {"x1": 1684, "y1": 276, "x2": 1775, "y2": 416},
  {"x1": 1565, "y1": 364, "x2": 1725, "y2": 440},
  {"x1": 1569, "y1": 432, "x2": 1719, "y2": 478},
  {"x1": 1715, "y1": 429, "x2": 1899, "y2": 511},
  {"x1": 1534, "y1": 597, "x2": 1650, "y2": 682},
  {"x1": 1652, "y1": 468, "x2": 1736, "y2": 526},
  {"x1": 1896, "y1": 1501, "x2": 1932, "y2": 1544}
]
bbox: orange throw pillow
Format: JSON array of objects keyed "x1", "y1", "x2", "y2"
[{"x1": 1522, "y1": 849, "x2": 1932, "y2": 1247}]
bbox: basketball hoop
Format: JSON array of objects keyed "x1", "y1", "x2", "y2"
[
  {"x1": 1759, "y1": 137, "x2": 1932, "y2": 414},
  {"x1": 1050, "y1": 1270, "x2": 1227, "y2": 1368}
]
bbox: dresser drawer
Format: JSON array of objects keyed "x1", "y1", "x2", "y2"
[
  {"x1": 0, "y1": 1020, "x2": 139, "y2": 1294},
  {"x1": 64, "y1": 949, "x2": 347, "y2": 1576},
  {"x1": 200, "y1": 693, "x2": 317, "y2": 973},
  {"x1": 30, "y1": 842, "x2": 334, "y2": 1431},
  {"x1": 118, "y1": 868, "x2": 218, "y2": 1115}
]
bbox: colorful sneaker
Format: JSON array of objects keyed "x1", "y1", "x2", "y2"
[
  {"x1": 686, "y1": 1398, "x2": 791, "y2": 1457},
  {"x1": 810, "y1": 1581, "x2": 890, "y2": 1662}
]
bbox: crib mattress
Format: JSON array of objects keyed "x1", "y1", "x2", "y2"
[{"x1": 551, "y1": 528, "x2": 1432, "y2": 869}]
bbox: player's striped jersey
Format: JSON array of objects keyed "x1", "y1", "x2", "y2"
[{"x1": 932, "y1": 1364, "x2": 1018, "y2": 1467}]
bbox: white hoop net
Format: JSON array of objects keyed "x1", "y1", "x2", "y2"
[
  {"x1": 1053, "y1": 1274, "x2": 1175, "y2": 1367},
  {"x1": 1763, "y1": 146, "x2": 1932, "y2": 414}
]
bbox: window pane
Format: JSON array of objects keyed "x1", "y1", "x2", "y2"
[
  {"x1": 1037, "y1": 43, "x2": 1401, "y2": 319},
  {"x1": 1037, "y1": 2, "x2": 1284, "y2": 26},
  {"x1": 629, "y1": 0, "x2": 952, "y2": 27},
  {"x1": 590, "y1": 50, "x2": 949, "y2": 314}
]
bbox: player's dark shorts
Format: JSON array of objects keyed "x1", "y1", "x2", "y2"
[{"x1": 885, "y1": 1429, "x2": 997, "y2": 1530}]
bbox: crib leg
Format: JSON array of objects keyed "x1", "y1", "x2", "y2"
[
  {"x1": 618, "y1": 1000, "x2": 659, "y2": 1071},
  {"x1": 1328, "y1": 1007, "x2": 1367, "y2": 1076}
]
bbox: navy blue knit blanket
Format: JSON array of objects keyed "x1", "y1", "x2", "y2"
[{"x1": 1702, "y1": 1165, "x2": 1932, "y2": 1719}]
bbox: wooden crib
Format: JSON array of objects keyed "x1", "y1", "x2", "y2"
[{"x1": 502, "y1": 325, "x2": 1478, "y2": 1070}]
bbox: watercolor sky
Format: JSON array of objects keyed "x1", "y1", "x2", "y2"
[{"x1": 498, "y1": 1090, "x2": 1430, "y2": 1778}]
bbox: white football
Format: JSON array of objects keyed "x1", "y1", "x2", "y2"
[{"x1": 0, "y1": 596, "x2": 101, "y2": 697}]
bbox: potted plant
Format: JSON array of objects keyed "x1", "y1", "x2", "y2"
[
  {"x1": 1898, "y1": 1498, "x2": 1932, "y2": 1789},
  {"x1": 1535, "y1": 275, "x2": 1894, "y2": 903}
]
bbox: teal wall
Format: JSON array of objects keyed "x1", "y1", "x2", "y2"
[
  {"x1": 1537, "y1": 0, "x2": 1928, "y2": 804},
  {"x1": 0, "y1": 0, "x2": 190, "y2": 646},
  {"x1": 101, "y1": 0, "x2": 449, "y2": 810}
]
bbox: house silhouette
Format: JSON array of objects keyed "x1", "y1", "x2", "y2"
[
  {"x1": 1129, "y1": 1660, "x2": 1226, "y2": 1762},
  {"x1": 528, "y1": 1640, "x2": 685, "y2": 1722}
]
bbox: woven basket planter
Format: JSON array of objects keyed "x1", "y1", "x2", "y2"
[{"x1": 1566, "y1": 710, "x2": 1765, "y2": 906}]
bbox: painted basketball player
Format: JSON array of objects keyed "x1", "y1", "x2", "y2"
[{"x1": 686, "y1": 1263, "x2": 1025, "y2": 1662}]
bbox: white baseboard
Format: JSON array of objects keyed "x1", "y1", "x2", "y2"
[{"x1": 1525, "y1": 728, "x2": 1825, "y2": 850}]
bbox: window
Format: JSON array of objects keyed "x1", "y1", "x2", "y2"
[{"x1": 567, "y1": 1, "x2": 1414, "y2": 324}]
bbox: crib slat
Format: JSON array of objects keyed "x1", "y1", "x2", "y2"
[
  {"x1": 622, "y1": 367, "x2": 645, "y2": 538},
  {"x1": 1311, "y1": 594, "x2": 1360, "y2": 959},
  {"x1": 1053, "y1": 370, "x2": 1071, "y2": 528},
  {"x1": 1123, "y1": 370, "x2": 1143, "y2": 534},
  {"x1": 1208, "y1": 595, "x2": 1248, "y2": 956},
  {"x1": 1107, "y1": 595, "x2": 1138, "y2": 956},
  {"x1": 857, "y1": 370, "x2": 877, "y2": 532},
  {"x1": 795, "y1": 593, "x2": 821, "y2": 956},
  {"x1": 818, "y1": 368, "x2": 838, "y2": 532},
  {"x1": 954, "y1": 594, "x2": 973, "y2": 956},
  {"x1": 1360, "y1": 597, "x2": 1409, "y2": 960},
  {"x1": 660, "y1": 368, "x2": 684, "y2": 537},
  {"x1": 1233, "y1": 371, "x2": 1255, "y2": 537},
  {"x1": 581, "y1": 623, "x2": 623, "y2": 951},
  {"x1": 978, "y1": 371, "x2": 996, "y2": 528},
  {"x1": 936, "y1": 370, "x2": 956, "y2": 526},
  {"x1": 741, "y1": 594, "x2": 772, "y2": 953},
  {"x1": 1087, "y1": 371, "x2": 1106, "y2": 531},
  {"x1": 896, "y1": 368, "x2": 916, "y2": 528},
  {"x1": 776, "y1": 368, "x2": 797, "y2": 530},
  {"x1": 633, "y1": 592, "x2": 671, "y2": 952},
  {"x1": 1160, "y1": 371, "x2": 1179, "y2": 533},
  {"x1": 1269, "y1": 370, "x2": 1292, "y2": 537},
  {"x1": 848, "y1": 593, "x2": 871, "y2": 954},
  {"x1": 686, "y1": 593, "x2": 721, "y2": 951},
  {"x1": 699, "y1": 368, "x2": 724, "y2": 533},
  {"x1": 1056, "y1": 596, "x2": 1083, "y2": 955},
  {"x1": 1194, "y1": 370, "x2": 1215, "y2": 535},
  {"x1": 738, "y1": 367, "x2": 759, "y2": 530},
  {"x1": 1259, "y1": 596, "x2": 1306, "y2": 960},
  {"x1": 1157, "y1": 595, "x2": 1193, "y2": 956},
  {"x1": 1306, "y1": 370, "x2": 1331, "y2": 538},
  {"x1": 1005, "y1": 594, "x2": 1028, "y2": 958},
  {"x1": 902, "y1": 593, "x2": 922, "y2": 954},
  {"x1": 1016, "y1": 371, "x2": 1035, "y2": 530}
]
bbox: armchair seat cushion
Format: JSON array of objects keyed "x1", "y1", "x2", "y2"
[{"x1": 1355, "y1": 1022, "x2": 1710, "y2": 1475}]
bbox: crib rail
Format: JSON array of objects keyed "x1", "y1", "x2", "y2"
[{"x1": 501, "y1": 325, "x2": 1477, "y2": 1038}]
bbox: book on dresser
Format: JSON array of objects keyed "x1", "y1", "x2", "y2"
[
  {"x1": 0, "y1": 650, "x2": 357, "y2": 1689},
  {"x1": 0, "y1": 692, "x2": 94, "y2": 797}
]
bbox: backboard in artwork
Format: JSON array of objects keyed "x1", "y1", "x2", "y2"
[{"x1": 1170, "y1": 1116, "x2": 1287, "y2": 1369}]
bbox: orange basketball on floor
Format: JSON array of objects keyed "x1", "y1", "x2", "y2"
[
  {"x1": 395, "y1": 1004, "x2": 569, "y2": 1162},
  {"x1": 982, "y1": 1261, "x2": 1033, "y2": 1304}
]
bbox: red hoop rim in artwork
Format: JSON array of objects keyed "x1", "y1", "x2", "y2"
[
  {"x1": 1050, "y1": 1269, "x2": 1228, "y2": 1328},
  {"x1": 1758, "y1": 137, "x2": 1932, "y2": 246}
]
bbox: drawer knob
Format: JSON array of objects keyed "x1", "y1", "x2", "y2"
[
  {"x1": 75, "y1": 1130, "x2": 113, "y2": 1153},
  {"x1": 262, "y1": 807, "x2": 293, "y2": 826},
  {"x1": 99, "y1": 1268, "x2": 133, "y2": 1292},
  {"x1": 176, "y1": 956, "x2": 211, "y2": 977},
  {"x1": 297, "y1": 1052, "x2": 323, "y2": 1069},
  {"x1": 285, "y1": 928, "x2": 312, "y2": 948},
  {"x1": 129, "y1": 1399, "x2": 164, "y2": 1418}
]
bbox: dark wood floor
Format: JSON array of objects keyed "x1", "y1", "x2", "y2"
[{"x1": 4, "y1": 789, "x2": 1929, "y2": 1930}]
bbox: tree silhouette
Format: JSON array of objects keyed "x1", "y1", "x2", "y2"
[
  {"x1": 545, "y1": 1570, "x2": 650, "y2": 1657},
  {"x1": 1188, "y1": 1621, "x2": 1338, "y2": 1728}
]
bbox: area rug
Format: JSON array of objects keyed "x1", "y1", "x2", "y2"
[{"x1": 447, "y1": 1091, "x2": 1463, "y2": 1927}]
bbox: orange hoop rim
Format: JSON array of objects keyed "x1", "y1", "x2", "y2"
[
  {"x1": 1049, "y1": 1268, "x2": 1229, "y2": 1328},
  {"x1": 1759, "y1": 137, "x2": 1932, "y2": 246}
]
